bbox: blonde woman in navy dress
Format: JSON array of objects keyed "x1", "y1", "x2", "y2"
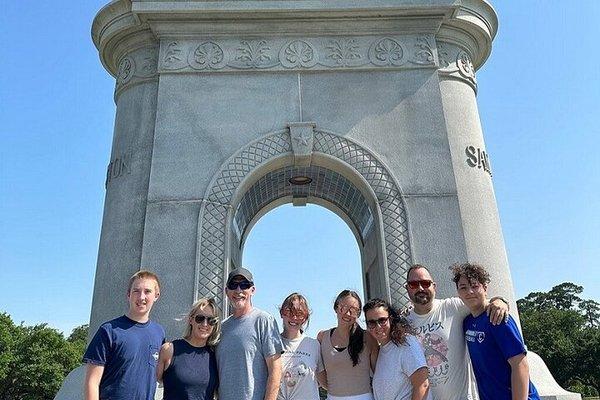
[{"x1": 157, "y1": 298, "x2": 220, "y2": 400}]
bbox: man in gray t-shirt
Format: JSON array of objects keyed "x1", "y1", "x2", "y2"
[{"x1": 217, "y1": 267, "x2": 283, "y2": 400}]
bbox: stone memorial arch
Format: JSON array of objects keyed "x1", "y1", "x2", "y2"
[
  {"x1": 197, "y1": 127, "x2": 413, "y2": 308},
  {"x1": 54, "y1": 0, "x2": 577, "y2": 398}
]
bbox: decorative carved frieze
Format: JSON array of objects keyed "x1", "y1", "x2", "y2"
[
  {"x1": 159, "y1": 35, "x2": 438, "y2": 73},
  {"x1": 437, "y1": 42, "x2": 477, "y2": 88},
  {"x1": 115, "y1": 46, "x2": 159, "y2": 97}
]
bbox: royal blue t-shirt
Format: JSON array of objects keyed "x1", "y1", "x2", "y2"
[
  {"x1": 83, "y1": 315, "x2": 166, "y2": 400},
  {"x1": 463, "y1": 313, "x2": 540, "y2": 400},
  {"x1": 162, "y1": 339, "x2": 219, "y2": 400}
]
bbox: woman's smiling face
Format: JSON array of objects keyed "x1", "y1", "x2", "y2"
[
  {"x1": 189, "y1": 305, "x2": 216, "y2": 342},
  {"x1": 365, "y1": 306, "x2": 390, "y2": 344},
  {"x1": 335, "y1": 295, "x2": 361, "y2": 325},
  {"x1": 281, "y1": 299, "x2": 308, "y2": 331}
]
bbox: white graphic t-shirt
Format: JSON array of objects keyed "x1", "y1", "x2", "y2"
[
  {"x1": 406, "y1": 298, "x2": 478, "y2": 400},
  {"x1": 372, "y1": 335, "x2": 432, "y2": 400},
  {"x1": 278, "y1": 334, "x2": 324, "y2": 400}
]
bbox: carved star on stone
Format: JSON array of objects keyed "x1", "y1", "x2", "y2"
[{"x1": 294, "y1": 132, "x2": 311, "y2": 146}]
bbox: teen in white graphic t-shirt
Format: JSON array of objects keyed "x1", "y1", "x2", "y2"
[{"x1": 277, "y1": 293, "x2": 323, "y2": 400}]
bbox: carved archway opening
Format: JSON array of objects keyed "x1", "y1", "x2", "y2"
[
  {"x1": 195, "y1": 127, "x2": 413, "y2": 311},
  {"x1": 229, "y1": 163, "x2": 380, "y2": 303}
]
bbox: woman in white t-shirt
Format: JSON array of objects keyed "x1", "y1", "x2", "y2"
[
  {"x1": 363, "y1": 298, "x2": 431, "y2": 400},
  {"x1": 277, "y1": 292, "x2": 324, "y2": 400}
]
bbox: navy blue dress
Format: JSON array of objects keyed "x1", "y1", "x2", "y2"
[{"x1": 162, "y1": 339, "x2": 219, "y2": 400}]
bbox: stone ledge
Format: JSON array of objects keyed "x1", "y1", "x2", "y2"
[{"x1": 92, "y1": 0, "x2": 497, "y2": 77}]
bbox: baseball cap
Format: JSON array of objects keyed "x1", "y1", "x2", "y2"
[{"x1": 227, "y1": 267, "x2": 254, "y2": 284}]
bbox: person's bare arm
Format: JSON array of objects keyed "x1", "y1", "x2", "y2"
[
  {"x1": 366, "y1": 334, "x2": 379, "y2": 372},
  {"x1": 263, "y1": 353, "x2": 282, "y2": 400},
  {"x1": 316, "y1": 330, "x2": 328, "y2": 389},
  {"x1": 316, "y1": 370, "x2": 328, "y2": 390},
  {"x1": 156, "y1": 342, "x2": 174, "y2": 383},
  {"x1": 410, "y1": 367, "x2": 430, "y2": 400},
  {"x1": 84, "y1": 364, "x2": 104, "y2": 400},
  {"x1": 486, "y1": 297, "x2": 509, "y2": 325},
  {"x1": 508, "y1": 353, "x2": 530, "y2": 400}
]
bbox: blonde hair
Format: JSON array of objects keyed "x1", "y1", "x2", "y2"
[
  {"x1": 183, "y1": 298, "x2": 221, "y2": 347},
  {"x1": 128, "y1": 270, "x2": 160, "y2": 293}
]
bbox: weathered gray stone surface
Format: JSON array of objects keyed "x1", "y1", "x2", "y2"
[{"x1": 54, "y1": 1, "x2": 579, "y2": 399}]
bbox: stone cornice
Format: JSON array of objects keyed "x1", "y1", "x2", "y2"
[
  {"x1": 92, "y1": 0, "x2": 497, "y2": 78},
  {"x1": 92, "y1": 0, "x2": 157, "y2": 77},
  {"x1": 439, "y1": 0, "x2": 498, "y2": 70}
]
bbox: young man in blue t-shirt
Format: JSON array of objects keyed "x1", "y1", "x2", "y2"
[
  {"x1": 82, "y1": 270, "x2": 166, "y2": 400},
  {"x1": 451, "y1": 263, "x2": 540, "y2": 400}
]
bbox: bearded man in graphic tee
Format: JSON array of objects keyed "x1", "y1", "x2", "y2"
[{"x1": 404, "y1": 264, "x2": 509, "y2": 400}]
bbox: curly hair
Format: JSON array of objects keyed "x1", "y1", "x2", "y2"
[
  {"x1": 363, "y1": 298, "x2": 415, "y2": 346},
  {"x1": 450, "y1": 263, "x2": 490, "y2": 287}
]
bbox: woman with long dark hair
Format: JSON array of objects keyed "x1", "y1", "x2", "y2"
[
  {"x1": 363, "y1": 298, "x2": 430, "y2": 400},
  {"x1": 317, "y1": 290, "x2": 378, "y2": 400}
]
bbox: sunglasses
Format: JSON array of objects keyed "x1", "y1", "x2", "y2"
[
  {"x1": 227, "y1": 281, "x2": 253, "y2": 290},
  {"x1": 282, "y1": 308, "x2": 308, "y2": 320},
  {"x1": 194, "y1": 315, "x2": 219, "y2": 326},
  {"x1": 366, "y1": 317, "x2": 389, "y2": 329},
  {"x1": 338, "y1": 304, "x2": 361, "y2": 317},
  {"x1": 406, "y1": 280, "x2": 433, "y2": 290}
]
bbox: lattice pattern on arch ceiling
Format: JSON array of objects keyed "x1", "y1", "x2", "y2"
[{"x1": 197, "y1": 129, "x2": 412, "y2": 307}]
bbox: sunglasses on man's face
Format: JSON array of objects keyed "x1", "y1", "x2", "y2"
[
  {"x1": 406, "y1": 280, "x2": 433, "y2": 290},
  {"x1": 366, "y1": 317, "x2": 389, "y2": 329},
  {"x1": 194, "y1": 315, "x2": 219, "y2": 326},
  {"x1": 226, "y1": 281, "x2": 254, "y2": 291}
]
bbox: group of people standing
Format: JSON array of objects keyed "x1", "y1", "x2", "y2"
[{"x1": 82, "y1": 263, "x2": 540, "y2": 400}]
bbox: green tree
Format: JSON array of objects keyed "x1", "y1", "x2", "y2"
[
  {"x1": 0, "y1": 313, "x2": 87, "y2": 400},
  {"x1": 518, "y1": 282, "x2": 600, "y2": 396},
  {"x1": 67, "y1": 324, "x2": 88, "y2": 343},
  {"x1": 579, "y1": 299, "x2": 600, "y2": 328},
  {"x1": 0, "y1": 313, "x2": 20, "y2": 388},
  {"x1": 67, "y1": 324, "x2": 89, "y2": 358}
]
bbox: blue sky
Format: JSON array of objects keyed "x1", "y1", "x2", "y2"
[{"x1": 1, "y1": 2, "x2": 598, "y2": 337}]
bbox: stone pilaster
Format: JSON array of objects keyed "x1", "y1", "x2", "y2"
[{"x1": 88, "y1": 1, "x2": 160, "y2": 338}]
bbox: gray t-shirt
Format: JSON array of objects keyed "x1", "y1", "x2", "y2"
[
  {"x1": 217, "y1": 308, "x2": 284, "y2": 400},
  {"x1": 372, "y1": 335, "x2": 431, "y2": 400}
]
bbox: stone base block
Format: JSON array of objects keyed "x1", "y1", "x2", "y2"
[
  {"x1": 529, "y1": 351, "x2": 581, "y2": 400},
  {"x1": 54, "y1": 365, "x2": 163, "y2": 400}
]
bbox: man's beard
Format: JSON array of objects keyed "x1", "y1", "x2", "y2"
[{"x1": 412, "y1": 291, "x2": 431, "y2": 305}]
